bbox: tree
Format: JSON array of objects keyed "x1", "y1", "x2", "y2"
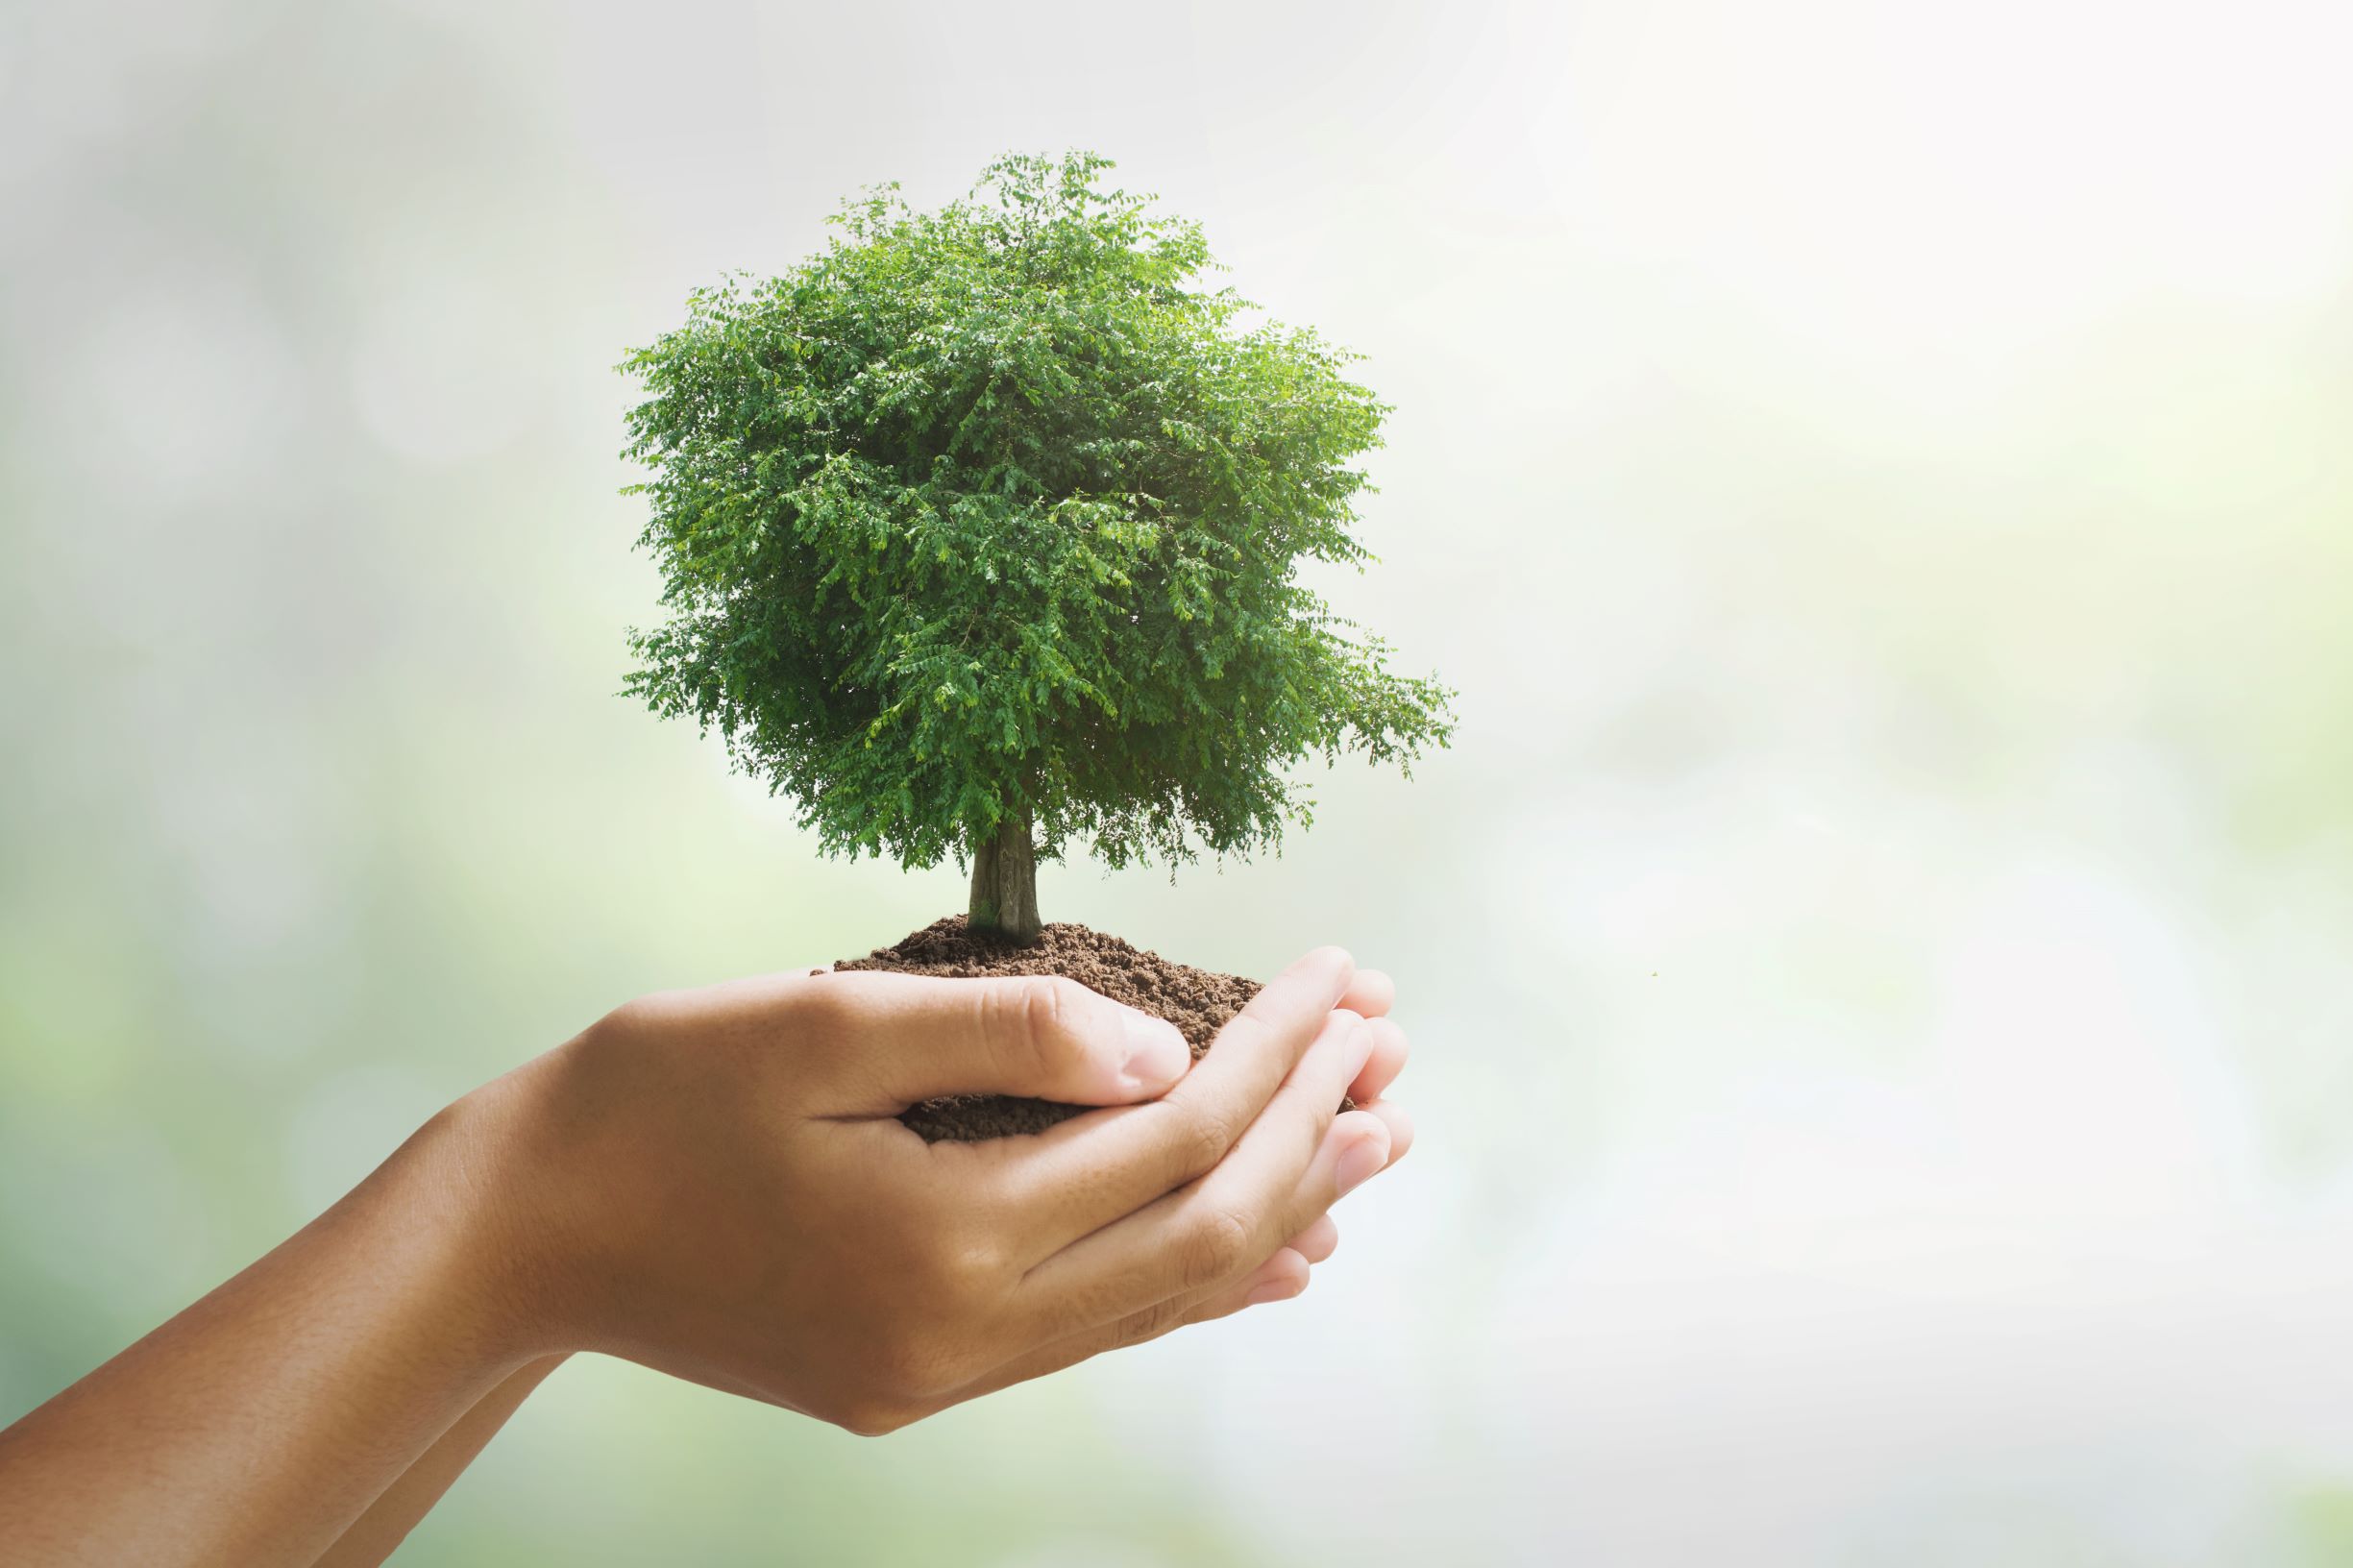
[{"x1": 620, "y1": 152, "x2": 1453, "y2": 943}]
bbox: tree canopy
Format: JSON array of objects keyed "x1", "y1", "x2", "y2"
[{"x1": 620, "y1": 151, "x2": 1451, "y2": 922}]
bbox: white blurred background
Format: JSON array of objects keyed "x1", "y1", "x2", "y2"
[{"x1": 6, "y1": 0, "x2": 2353, "y2": 1562}]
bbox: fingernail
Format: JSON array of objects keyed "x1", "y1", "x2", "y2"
[
  {"x1": 1247, "y1": 1279, "x2": 1300, "y2": 1307},
  {"x1": 1335, "y1": 1132, "x2": 1387, "y2": 1196},
  {"x1": 1119, "y1": 1015, "x2": 1189, "y2": 1092},
  {"x1": 1343, "y1": 1020, "x2": 1376, "y2": 1082}
]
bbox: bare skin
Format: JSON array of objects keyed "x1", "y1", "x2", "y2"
[{"x1": 0, "y1": 949, "x2": 1413, "y2": 1567}]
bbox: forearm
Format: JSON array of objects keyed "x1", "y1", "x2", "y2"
[
  {"x1": 0, "y1": 1091, "x2": 544, "y2": 1568},
  {"x1": 313, "y1": 1355, "x2": 569, "y2": 1568}
]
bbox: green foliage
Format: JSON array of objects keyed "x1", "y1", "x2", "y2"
[{"x1": 620, "y1": 151, "x2": 1453, "y2": 876}]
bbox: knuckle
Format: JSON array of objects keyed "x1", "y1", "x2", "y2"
[
  {"x1": 1165, "y1": 1099, "x2": 1238, "y2": 1185},
  {"x1": 1003, "y1": 975, "x2": 1109, "y2": 1084},
  {"x1": 983, "y1": 976, "x2": 1070, "y2": 1073},
  {"x1": 1114, "y1": 1294, "x2": 1189, "y2": 1349},
  {"x1": 1023, "y1": 976, "x2": 1085, "y2": 1051},
  {"x1": 1179, "y1": 1200, "x2": 1256, "y2": 1289},
  {"x1": 1048, "y1": 1265, "x2": 1146, "y2": 1342}
]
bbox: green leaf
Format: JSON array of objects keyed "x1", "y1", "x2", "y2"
[{"x1": 617, "y1": 150, "x2": 1454, "y2": 875}]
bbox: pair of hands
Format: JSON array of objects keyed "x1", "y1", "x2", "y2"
[
  {"x1": 478, "y1": 944, "x2": 1412, "y2": 1433},
  {"x1": 0, "y1": 944, "x2": 1413, "y2": 1568}
]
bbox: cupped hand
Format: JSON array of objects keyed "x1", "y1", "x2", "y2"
[{"x1": 463, "y1": 946, "x2": 1412, "y2": 1434}]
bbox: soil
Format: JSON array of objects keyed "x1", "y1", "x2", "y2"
[{"x1": 836, "y1": 915, "x2": 1266, "y2": 1142}]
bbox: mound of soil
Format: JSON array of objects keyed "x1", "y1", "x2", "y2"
[{"x1": 836, "y1": 915, "x2": 1262, "y2": 1142}]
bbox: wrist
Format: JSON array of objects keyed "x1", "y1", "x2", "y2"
[{"x1": 392, "y1": 1070, "x2": 576, "y2": 1369}]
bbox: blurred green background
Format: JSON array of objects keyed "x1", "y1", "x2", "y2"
[{"x1": 7, "y1": 0, "x2": 2353, "y2": 1562}]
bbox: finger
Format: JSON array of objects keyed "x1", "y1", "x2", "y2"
[
  {"x1": 938, "y1": 1248, "x2": 1314, "y2": 1411},
  {"x1": 1204, "y1": 1106, "x2": 1384, "y2": 1289},
  {"x1": 1287, "y1": 1213, "x2": 1339, "y2": 1264},
  {"x1": 1215, "y1": 1246, "x2": 1311, "y2": 1311},
  {"x1": 977, "y1": 1132, "x2": 1369, "y2": 1403},
  {"x1": 1301, "y1": 1108, "x2": 1393, "y2": 1207},
  {"x1": 982, "y1": 946, "x2": 1358, "y2": 1253},
  {"x1": 1356, "y1": 1096, "x2": 1414, "y2": 1168},
  {"x1": 1018, "y1": 1009, "x2": 1376, "y2": 1335},
  {"x1": 804, "y1": 970, "x2": 1190, "y2": 1114},
  {"x1": 1336, "y1": 968, "x2": 1395, "y2": 1020},
  {"x1": 1349, "y1": 1016, "x2": 1409, "y2": 1106},
  {"x1": 937, "y1": 1104, "x2": 1395, "y2": 1416}
]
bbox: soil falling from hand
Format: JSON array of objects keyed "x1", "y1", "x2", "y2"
[{"x1": 835, "y1": 915, "x2": 1263, "y2": 1142}]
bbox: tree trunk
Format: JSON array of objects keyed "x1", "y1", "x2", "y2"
[{"x1": 968, "y1": 806, "x2": 1041, "y2": 945}]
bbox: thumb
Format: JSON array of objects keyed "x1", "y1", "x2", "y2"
[{"x1": 824, "y1": 971, "x2": 1193, "y2": 1111}]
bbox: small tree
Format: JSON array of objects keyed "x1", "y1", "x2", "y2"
[{"x1": 621, "y1": 153, "x2": 1452, "y2": 943}]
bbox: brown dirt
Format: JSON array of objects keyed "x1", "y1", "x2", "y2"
[{"x1": 835, "y1": 915, "x2": 1264, "y2": 1142}]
